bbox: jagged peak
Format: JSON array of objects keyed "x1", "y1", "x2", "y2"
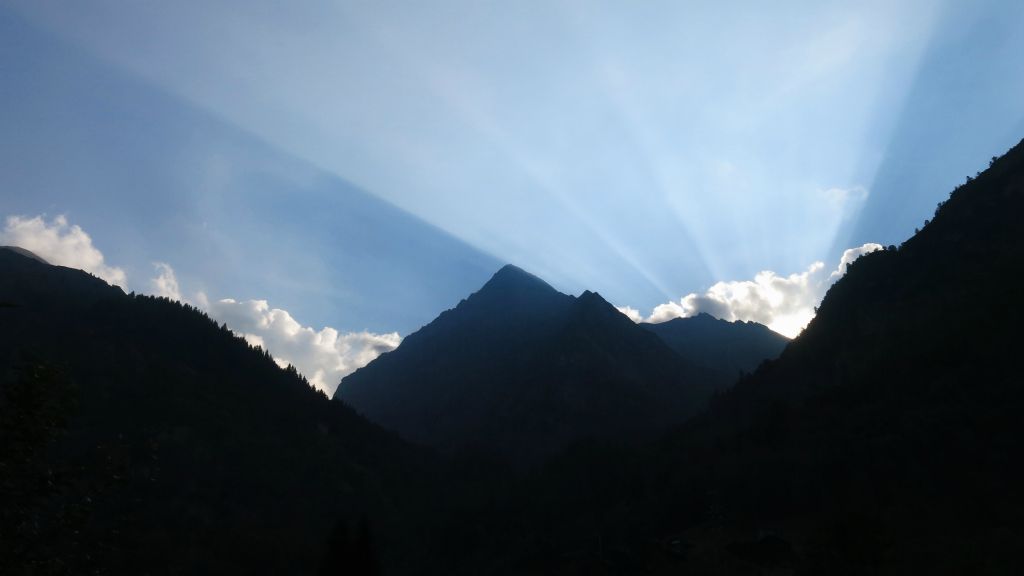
[
  {"x1": 646, "y1": 312, "x2": 721, "y2": 326},
  {"x1": 648, "y1": 313, "x2": 781, "y2": 331},
  {"x1": 477, "y1": 264, "x2": 558, "y2": 296},
  {"x1": 576, "y1": 289, "x2": 613, "y2": 308}
]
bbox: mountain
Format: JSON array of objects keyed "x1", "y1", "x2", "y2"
[
  {"x1": 8, "y1": 130, "x2": 1024, "y2": 575},
  {"x1": 667, "y1": 137, "x2": 1024, "y2": 571},
  {"x1": 336, "y1": 265, "x2": 726, "y2": 465},
  {"x1": 642, "y1": 313, "x2": 789, "y2": 377},
  {"x1": 0, "y1": 247, "x2": 442, "y2": 576},
  {"x1": 449, "y1": 139, "x2": 1024, "y2": 573}
]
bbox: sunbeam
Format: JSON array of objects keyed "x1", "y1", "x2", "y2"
[
  {"x1": 5, "y1": 0, "x2": 1020, "y2": 322},
  {"x1": 4, "y1": 3, "x2": 1024, "y2": 573}
]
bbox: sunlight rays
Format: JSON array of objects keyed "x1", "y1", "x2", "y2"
[
  {"x1": 561, "y1": 0, "x2": 944, "y2": 287},
  {"x1": 7, "y1": 0, "x2": 976, "y2": 317}
]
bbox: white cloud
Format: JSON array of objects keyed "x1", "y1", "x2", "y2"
[
  {"x1": 635, "y1": 243, "x2": 883, "y2": 337},
  {"x1": 204, "y1": 297, "x2": 401, "y2": 395},
  {"x1": 147, "y1": 261, "x2": 401, "y2": 395},
  {"x1": 1, "y1": 214, "x2": 398, "y2": 395},
  {"x1": 150, "y1": 262, "x2": 183, "y2": 301},
  {"x1": 615, "y1": 305, "x2": 643, "y2": 323},
  {"x1": 1, "y1": 214, "x2": 128, "y2": 288},
  {"x1": 830, "y1": 242, "x2": 880, "y2": 281}
]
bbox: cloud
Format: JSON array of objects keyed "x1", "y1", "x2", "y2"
[
  {"x1": 147, "y1": 261, "x2": 401, "y2": 395},
  {"x1": 830, "y1": 242, "x2": 880, "y2": 281},
  {"x1": 204, "y1": 297, "x2": 401, "y2": 395},
  {"x1": 615, "y1": 305, "x2": 644, "y2": 323},
  {"x1": 145, "y1": 256, "x2": 405, "y2": 394},
  {"x1": 1, "y1": 214, "x2": 398, "y2": 395},
  {"x1": 632, "y1": 243, "x2": 883, "y2": 338},
  {"x1": 150, "y1": 262, "x2": 183, "y2": 301},
  {"x1": 1, "y1": 214, "x2": 128, "y2": 288}
]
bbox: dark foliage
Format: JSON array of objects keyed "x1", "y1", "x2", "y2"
[
  {"x1": 320, "y1": 516, "x2": 381, "y2": 576},
  {"x1": 0, "y1": 250, "x2": 446, "y2": 575},
  {"x1": 4, "y1": 135, "x2": 1024, "y2": 575}
]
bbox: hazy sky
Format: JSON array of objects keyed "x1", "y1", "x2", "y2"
[{"x1": 2, "y1": 1, "x2": 1023, "y2": 390}]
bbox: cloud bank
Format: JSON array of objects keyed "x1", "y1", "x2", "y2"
[
  {"x1": 143, "y1": 262, "x2": 400, "y2": 395},
  {"x1": 144, "y1": 261, "x2": 400, "y2": 395},
  {"x1": 1, "y1": 215, "x2": 128, "y2": 288},
  {"x1": 2, "y1": 213, "x2": 399, "y2": 394},
  {"x1": 203, "y1": 298, "x2": 401, "y2": 395},
  {"x1": 627, "y1": 243, "x2": 883, "y2": 337},
  {"x1": 614, "y1": 305, "x2": 644, "y2": 323}
]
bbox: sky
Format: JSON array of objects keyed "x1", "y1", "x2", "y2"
[{"x1": 2, "y1": 1, "x2": 1023, "y2": 393}]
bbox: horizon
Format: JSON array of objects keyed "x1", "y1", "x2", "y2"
[{"x1": 2, "y1": 0, "x2": 1023, "y2": 393}]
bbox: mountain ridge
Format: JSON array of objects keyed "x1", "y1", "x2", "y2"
[
  {"x1": 642, "y1": 313, "x2": 790, "y2": 377},
  {"x1": 6, "y1": 135, "x2": 1023, "y2": 573},
  {"x1": 0, "y1": 247, "x2": 444, "y2": 575},
  {"x1": 337, "y1": 265, "x2": 728, "y2": 465},
  {"x1": 450, "y1": 136, "x2": 1024, "y2": 573}
]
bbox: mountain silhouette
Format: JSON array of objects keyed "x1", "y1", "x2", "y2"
[
  {"x1": 670, "y1": 137, "x2": 1024, "y2": 571},
  {"x1": 0, "y1": 247, "x2": 441, "y2": 576},
  {"x1": 658, "y1": 137, "x2": 1024, "y2": 572},
  {"x1": 336, "y1": 264, "x2": 727, "y2": 465},
  {"x1": 642, "y1": 313, "x2": 789, "y2": 377},
  {"x1": 6, "y1": 134, "x2": 1024, "y2": 574},
  {"x1": 449, "y1": 138, "x2": 1024, "y2": 573}
]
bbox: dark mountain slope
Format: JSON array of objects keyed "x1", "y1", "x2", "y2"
[
  {"x1": 337, "y1": 265, "x2": 726, "y2": 465},
  {"x1": 0, "y1": 245, "x2": 48, "y2": 264},
  {"x1": 440, "y1": 139, "x2": 1024, "y2": 574},
  {"x1": 0, "y1": 248, "x2": 442, "y2": 576},
  {"x1": 642, "y1": 313, "x2": 789, "y2": 377},
  {"x1": 716, "y1": 139, "x2": 1024, "y2": 428},
  {"x1": 651, "y1": 139, "x2": 1024, "y2": 573},
  {"x1": 676, "y1": 138, "x2": 1024, "y2": 571}
]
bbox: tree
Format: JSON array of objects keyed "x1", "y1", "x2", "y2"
[{"x1": 319, "y1": 516, "x2": 380, "y2": 576}]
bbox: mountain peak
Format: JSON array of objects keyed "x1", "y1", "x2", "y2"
[
  {"x1": 338, "y1": 262, "x2": 723, "y2": 464},
  {"x1": 439, "y1": 264, "x2": 572, "y2": 329},
  {"x1": 576, "y1": 289, "x2": 614, "y2": 309},
  {"x1": 478, "y1": 264, "x2": 558, "y2": 296}
]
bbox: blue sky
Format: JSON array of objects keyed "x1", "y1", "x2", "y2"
[{"x1": 2, "y1": 1, "x2": 1022, "y2": 390}]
